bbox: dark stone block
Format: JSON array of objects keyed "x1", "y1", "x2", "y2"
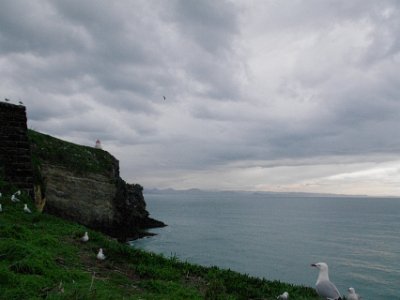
[{"x1": 0, "y1": 102, "x2": 34, "y2": 195}]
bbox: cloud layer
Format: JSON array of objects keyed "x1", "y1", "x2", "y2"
[{"x1": 2, "y1": 0, "x2": 400, "y2": 195}]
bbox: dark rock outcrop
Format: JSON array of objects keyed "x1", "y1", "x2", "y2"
[{"x1": 35, "y1": 148, "x2": 166, "y2": 242}]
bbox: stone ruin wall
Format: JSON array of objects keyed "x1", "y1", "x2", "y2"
[{"x1": 0, "y1": 102, "x2": 34, "y2": 196}]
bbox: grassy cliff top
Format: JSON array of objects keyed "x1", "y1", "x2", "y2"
[
  {"x1": 0, "y1": 184, "x2": 320, "y2": 299},
  {"x1": 28, "y1": 130, "x2": 117, "y2": 176}
]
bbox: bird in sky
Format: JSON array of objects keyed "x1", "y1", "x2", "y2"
[
  {"x1": 277, "y1": 291, "x2": 289, "y2": 299},
  {"x1": 4, "y1": 98, "x2": 10, "y2": 102},
  {"x1": 18, "y1": 101, "x2": 24, "y2": 105},
  {"x1": 163, "y1": 96, "x2": 166, "y2": 100},
  {"x1": 97, "y1": 248, "x2": 106, "y2": 260},
  {"x1": 347, "y1": 287, "x2": 361, "y2": 300},
  {"x1": 311, "y1": 262, "x2": 342, "y2": 300},
  {"x1": 23, "y1": 203, "x2": 32, "y2": 213},
  {"x1": 81, "y1": 231, "x2": 89, "y2": 242}
]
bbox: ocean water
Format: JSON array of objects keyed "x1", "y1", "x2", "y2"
[{"x1": 131, "y1": 190, "x2": 400, "y2": 299}]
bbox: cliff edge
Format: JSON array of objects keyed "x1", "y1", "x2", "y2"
[{"x1": 28, "y1": 129, "x2": 165, "y2": 240}]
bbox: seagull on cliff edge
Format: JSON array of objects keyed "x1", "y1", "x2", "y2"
[
  {"x1": 23, "y1": 203, "x2": 32, "y2": 214},
  {"x1": 81, "y1": 232, "x2": 89, "y2": 242},
  {"x1": 97, "y1": 248, "x2": 106, "y2": 260},
  {"x1": 347, "y1": 287, "x2": 361, "y2": 300},
  {"x1": 277, "y1": 291, "x2": 289, "y2": 299},
  {"x1": 311, "y1": 262, "x2": 342, "y2": 300}
]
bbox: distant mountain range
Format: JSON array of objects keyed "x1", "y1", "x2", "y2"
[{"x1": 144, "y1": 187, "x2": 372, "y2": 198}]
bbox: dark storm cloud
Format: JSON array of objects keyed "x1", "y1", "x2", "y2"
[
  {"x1": 172, "y1": 0, "x2": 238, "y2": 54},
  {"x1": 0, "y1": 1, "x2": 90, "y2": 55}
]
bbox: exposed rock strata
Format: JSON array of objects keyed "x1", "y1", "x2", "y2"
[{"x1": 39, "y1": 161, "x2": 165, "y2": 241}]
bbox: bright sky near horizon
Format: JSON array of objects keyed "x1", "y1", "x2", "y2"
[{"x1": 2, "y1": 0, "x2": 400, "y2": 196}]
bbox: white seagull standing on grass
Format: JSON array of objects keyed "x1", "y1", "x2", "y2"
[
  {"x1": 347, "y1": 287, "x2": 361, "y2": 300},
  {"x1": 97, "y1": 248, "x2": 106, "y2": 260},
  {"x1": 311, "y1": 262, "x2": 342, "y2": 300},
  {"x1": 277, "y1": 291, "x2": 289, "y2": 299},
  {"x1": 11, "y1": 190, "x2": 21, "y2": 202},
  {"x1": 81, "y1": 232, "x2": 89, "y2": 242},
  {"x1": 11, "y1": 194, "x2": 20, "y2": 202},
  {"x1": 23, "y1": 204, "x2": 32, "y2": 214}
]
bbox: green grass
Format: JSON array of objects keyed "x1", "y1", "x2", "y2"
[
  {"x1": 27, "y1": 129, "x2": 116, "y2": 176},
  {"x1": 0, "y1": 180, "x2": 320, "y2": 299}
]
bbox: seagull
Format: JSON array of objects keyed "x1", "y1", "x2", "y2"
[
  {"x1": 311, "y1": 262, "x2": 342, "y2": 300},
  {"x1": 163, "y1": 96, "x2": 166, "y2": 100},
  {"x1": 11, "y1": 194, "x2": 20, "y2": 202},
  {"x1": 18, "y1": 101, "x2": 24, "y2": 105},
  {"x1": 347, "y1": 287, "x2": 361, "y2": 300},
  {"x1": 81, "y1": 231, "x2": 89, "y2": 242},
  {"x1": 4, "y1": 98, "x2": 10, "y2": 102},
  {"x1": 23, "y1": 203, "x2": 32, "y2": 213},
  {"x1": 97, "y1": 248, "x2": 106, "y2": 260},
  {"x1": 277, "y1": 291, "x2": 289, "y2": 299}
]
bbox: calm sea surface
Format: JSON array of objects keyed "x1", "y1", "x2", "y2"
[{"x1": 131, "y1": 190, "x2": 400, "y2": 299}]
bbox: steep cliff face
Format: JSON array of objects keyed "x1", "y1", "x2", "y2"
[
  {"x1": 28, "y1": 130, "x2": 165, "y2": 240},
  {"x1": 41, "y1": 164, "x2": 117, "y2": 228}
]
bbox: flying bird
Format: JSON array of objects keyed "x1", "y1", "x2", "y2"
[
  {"x1": 81, "y1": 232, "x2": 89, "y2": 242},
  {"x1": 347, "y1": 287, "x2": 361, "y2": 300},
  {"x1": 277, "y1": 291, "x2": 289, "y2": 299},
  {"x1": 97, "y1": 248, "x2": 106, "y2": 260},
  {"x1": 311, "y1": 262, "x2": 342, "y2": 300},
  {"x1": 18, "y1": 101, "x2": 24, "y2": 105},
  {"x1": 163, "y1": 96, "x2": 166, "y2": 100},
  {"x1": 4, "y1": 98, "x2": 9, "y2": 102},
  {"x1": 23, "y1": 203, "x2": 32, "y2": 214}
]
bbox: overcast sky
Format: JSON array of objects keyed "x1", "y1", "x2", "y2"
[{"x1": 2, "y1": 0, "x2": 400, "y2": 196}]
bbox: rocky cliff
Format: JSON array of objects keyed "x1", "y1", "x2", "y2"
[{"x1": 28, "y1": 129, "x2": 165, "y2": 240}]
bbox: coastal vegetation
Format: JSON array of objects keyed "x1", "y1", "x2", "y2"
[
  {"x1": 28, "y1": 129, "x2": 116, "y2": 176},
  {"x1": 0, "y1": 179, "x2": 320, "y2": 299}
]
